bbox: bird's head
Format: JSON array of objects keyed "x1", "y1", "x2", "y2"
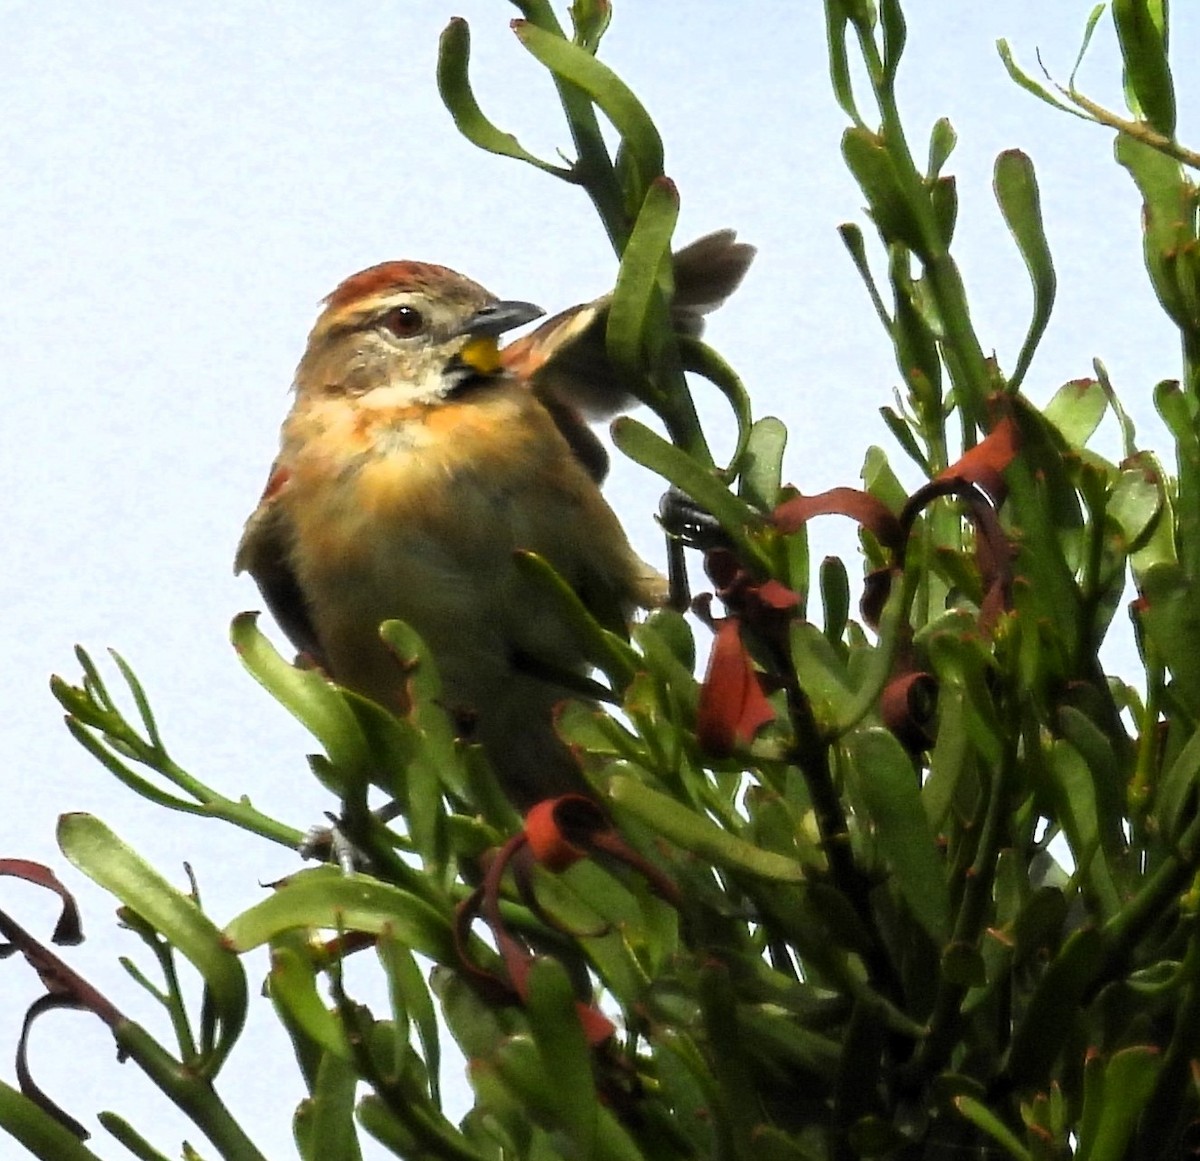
[{"x1": 294, "y1": 261, "x2": 544, "y2": 404}]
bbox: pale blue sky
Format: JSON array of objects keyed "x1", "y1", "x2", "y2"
[{"x1": 2, "y1": 3, "x2": 1194, "y2": 1157}]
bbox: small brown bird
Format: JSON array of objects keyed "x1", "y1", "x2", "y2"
[{"x1": 236, "y1": 231, "x2": 754, "y2": 809}]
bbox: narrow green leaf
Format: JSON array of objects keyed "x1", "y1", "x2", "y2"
[
  {"x1": 842, "y1": 127, "x2": 927, "y2": 254},
  {"x1": 994, "y1": 149, "x2": 1056, "y2": 391},
  {"x1": 837, "y1": 222, "x2": 892, "y2": 329},
  {"x1": 524, "y1": 958, "x2": 598, "y2": 1152},
  {"x1": 737, "y1": 416, "x2": 788, "y2": 511},
  {"x1": 953, "y1": 1095, "x2": 1032, "y2": 1161},
  {"x1": 1070, "y1": 5, "x2": 1109, "y2": 91},
  {"x1": 849, "y1": 727, "x2": 951, "y2": 944},
  {"x1": 268, "y1": 946, "x2": 349, "y2": 1060},
  {"x1": 880, "y1": 406, "x2": 929, "y2": 471},
  {"x1": 1112, "y1": 0, "x2": 1175, "y2": 137},
  {"x1": 96, "y1": 1114, "x2": 172, "y2": 1161},
  {"x1": 1154, "y1": 721, "x2": 1200, "y2": 840},
  {"x1": 436, "y1": 19, "x2": 572, "y2": 178},
  {"x1": 995, "y1": 40, "x2": 1078, "y2": 117},
  {"x1": 378, "y1": 931, "x2": 442, "y2": 1107},
  {"x1": 1115, "y1": 134, "x2": 1191, "y2": 328},
  {"x1": 225, "y1": 867, "x2": 457, "y2": 963},
  {"x1": 679, "y1": 336, "x2": 753, "y2": 480},
  {"x1": 513, "y1": 21, "x2": 663, "y2": 188},
  {"x1": 607, "y1": 176, "x2": 679, "y2": 386},
  {"x1": 0, "y1": 1079, "x2": 104, "y2": 1161},
  {"x1": 608, "y1": 775, "x2": 803, "y2": 881},
  {"x1": 819, "y1": 556, "x2": 850, "y2": 649},
  {"x1": 1078, "y1": 1045, "x2": 1164, "y2": 1161},
  {"x1": 511, "y1": 550, "x2": 637, "y2": 690},
  {"x1": 57, "y1": 814, "x2": 247, "y2": 1076},
  {"x1": 1047, "y1": 739, "x2": 1121, "y2": 919},
  {"x1": 307, "y1": 1051, "x2": 362, "y2": 1161},
  {"x1": 879, "y1": 0, "x2": 907, "y2": 91},
  {"x1": 824, "y1": 2, "x2": 862, "y2": 125},
  {"x1": 610, "y1": 417, "x2": 767, "y2": 570},
  {"x1": 1005, "y1": 927, "x2": 1104, "y2": 1087},
  {"x1": 231, "y1": 613, "x2": 370, "y2": 779},
  {"x1": 929, "y1": 174, "x2": 958, "y2": 249},
  {"x1": 927, "y1": 117, "x2": 957, "y2": 180}
]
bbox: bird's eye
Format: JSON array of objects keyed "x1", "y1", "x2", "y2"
[{"x1": 381, "y1": 305, "x2": 425, "y2": 338}]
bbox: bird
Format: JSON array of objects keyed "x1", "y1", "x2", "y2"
[{"x1": 236, "y1": 231, "x2": 754, "y2": 811}]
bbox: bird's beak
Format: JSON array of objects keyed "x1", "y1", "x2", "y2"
[{"x1": 453, "y1": 300, "x2": 545, "y2": 376}]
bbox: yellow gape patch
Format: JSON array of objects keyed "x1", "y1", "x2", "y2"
[{"x1": 458, "y1": 334, "x2": 502, "y2": 375}]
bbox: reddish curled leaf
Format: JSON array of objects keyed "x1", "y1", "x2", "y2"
[
  {"x1": 697, "y1": 618, "x2": 777, "y2": 757},
  {"x1": 0, "y1": 864, "x2": 129, "y2": 1140},
  {"x1": 860, "y1": 566, "x2": 898, "y2": 631},
  {"x1": 880, "y1": 671, "x2": 939, "y2": 753},
  {"x1": 773, "y1": 487, "x2": 905, "y2": 551},
  {"x1": 0, "y1": 860, "x2": 83, "y2": 948},
  {"x1": 524, "y1": 795, "x2": 679, "y2": 905},
  {"x1": 524, "y1": 797, "x2": 591, "y2": 873},
  {"x1": 937, "y1": 415, "x2": 1020, "y2": 506},
  {"x1": 454, "y1": 797, "x2": 680, "y2": 1042}
]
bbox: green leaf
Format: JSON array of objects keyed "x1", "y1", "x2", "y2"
[
  {"x1": 995, "y1": 39, "x2": 1078, "y2": 117},
  {"x1": 1108, "y1": 463, "x2": 1164, "y2": 552},
  {"x1": 1154, "y1": 721, "x2": 1200, "y2": 840},
  {"x1": 0, "y1": 1079, "x2": 105, "y2": 1161},
  {"x1": 377, "y1": 930, "x2": 442, "y2": 1107},
  {"x1": 953, "y1": 1095, "x2": 1032, "y2": 1161},
  {"x1": 524, "y1": 958, "x2": 598, "y2": 1152},
  {"x1": 511, "y1": 550, "x2": 637, "y2": 690},
  {"x1": 268, "y1": 946, "x2": 349, "y2": 1061},
  {"x1": 437, "y1": 19, "x2": 572, "y2": 178},
  {"x1": 842, "y1": 127, "x2": 927, "y2": 255},
  {"x1": 225, "y1": 867, "x2": 457, "y2": 963},
  {"x1": 849, "y1": 728, "x2": 951, "y2": 944},
  {"x1": 680, "y1": 336, "x2": 753, "y2": 480},
  {"x1": 1005, "y1": 927, "x2": 1104, "y2": 1088},
  {"x1": 927, "y1": 117, "x2": 957, "y2": 181},
  {"x1": 607, "y1": 176, "x2": 679, "y2": 387},
  {"x1": 231, "y1": 613, "x2": 370, "y2": 782},
  {"x1": 878, "y1": 403, "x2": 925, "y2": 476},
  {"x1": 737, "y1": 416, "x2": 788, "y2": 511},
  {"x1": 1042, "y1": 378, "x2": 1107, "y2": 449},
  {"x1": 879, "y1": 0, "x2": 906, "y2": 92},
  {"x1": 1070, "y1": 5, "x2": 1109, "y2": 92},
  {"x1": 611, "y1": 417, "x2": 767, "y2": 570},
  {"x1": 819, "y1": 556, "x2": 850, "y2": 649},
  {"x1": 307, "y1": 1051, "x2": 362, "y2": 1161},
  {"x1": 993, "y1": 149, "x2": 1056, "y2": 391},
  {"x1": 837, "y1": 222, "x2": 892, "y2": 331},
  {"x1": 1046, "y1": 738, "x2": 1121, "y2": 918},
  {"x1": 513, "y1": 20, "x2": 663, "y2": 191},
  {"x1": 608, "y1": 775, "x2": 804, "y2": 881},
  {"x1": 929, "y1": 174, "x2": 958, "y2": 249},
  {"x1": 1115, "y1": 134, "x2": 1191, "y2": 329},
  {"x1": 824, "y1": 2, "x2": 862, "y2": 126},
  {"x1": 58, "y1": 815, "x2": 248, "y2": 1075},
  {"x1": 1112, "y1": 0, "x2": 1175, "y2": 137},
  {"x1": 1077, "y1": 1045, "x2": 1164, "y2": 1161},
  {"x1": 1138, "y1": 563, "x2": 1200, "y2": 708},
  {"x1": 569, "y1": 0, "x2": 611, "y2": 51}
]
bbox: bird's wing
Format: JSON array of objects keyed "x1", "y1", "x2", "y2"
[
  {"x1": 234, "y1": 466, "x2": 327, "y2": 666},
  {"x1": 500, "y1": 230, "x2": 756, "y2": 472}
]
